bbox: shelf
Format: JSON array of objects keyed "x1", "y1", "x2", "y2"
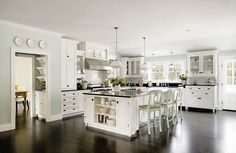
[
  {"x1": 35, "y1": 67, "x2": 45, "y2": 70},
  {"x1": 95, "y1": 122, "x2": 116, "y2": 127},
  {"x1": 36, "y1": 76, "x2": 46, "y2": 79},
  {"x1": 95, "y1": 112, "x2": 116, "y2": 118},
  {"x1": 95, "y1": 104, "x2": 115, "y2": 109}
]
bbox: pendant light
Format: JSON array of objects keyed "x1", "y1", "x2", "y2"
[
  {"x1": 140, "y1": 37, "x2": 149, "y2": 70},
  {"x1": 111, "y1": 27, "x2": 122, "y2": 68}
]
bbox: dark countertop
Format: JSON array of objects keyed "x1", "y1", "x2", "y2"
[
  {"x1": 186, "y1": 84, "x2": 216, "y2": 86},
  {"x1": 83, "y1": 86, "x2": 182, "y2": 98},
  {"x1": 61, "y1": 89, "x2": 91, "y2": 92}
]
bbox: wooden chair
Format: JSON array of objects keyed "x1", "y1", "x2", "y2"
[
  {"x1": 138, "y1": 90, "x2": 162, "y2": 135},
  {"x1": 174, "y1": 88, "x2": 183, "y2": 122}
]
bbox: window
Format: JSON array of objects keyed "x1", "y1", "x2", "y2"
[
  {"x1": 151, "y1": 61, "x2": 185, "y2": 82},
  {"x1": 227, "y1": 61, "x2": 236, "y2": 85}
]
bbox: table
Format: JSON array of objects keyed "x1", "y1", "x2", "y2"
[{"x1": 15, "y1": 91, "x2": 29, "y2": 109}]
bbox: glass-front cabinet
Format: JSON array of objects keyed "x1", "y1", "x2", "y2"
[
  {"x1": 121, "y1": 57, "x2": 144, "y2": 78},
  {"x1": 187, "y1": 50, "x2": 216, "y2": 76},
  {"x1": 76, "y1": 50, "x2": 85, "y2": 77}
]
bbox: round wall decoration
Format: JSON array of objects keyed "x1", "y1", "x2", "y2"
[
  {"x1": 38, "y1": 40, "x2": 47, "y2": 49},
  {"x1": 14, "y1": 36, "x2": 24, "y2": 46},
  {"x1": 26, "y1": 39, "x2": 36, "y2": 48}
]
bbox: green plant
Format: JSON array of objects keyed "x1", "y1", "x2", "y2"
[
  {"x1": 179, "y1": 74, "x2": 188, "y2": 80},
  {"x1": 15, "y1": 83, "x2": 20, "y2": 90},
  {"x1": 111, "y1": 77, "x2": 128, "y2": 86}
]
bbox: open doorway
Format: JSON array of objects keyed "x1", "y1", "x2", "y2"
[{"x1": 11, "y1": 48, "x2": 50, "y2": 130}]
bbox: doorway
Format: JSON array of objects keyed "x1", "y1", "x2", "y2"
[
  {"x1": 11, "y1": 48, "x2": 50, "y2": 130},
  {"x1": 220, "y1": 59, "x2": 236, "y2": 111}
]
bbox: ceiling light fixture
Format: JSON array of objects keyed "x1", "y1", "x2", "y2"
[
  {"x1": 111, "y1": 27, "x2": 122, "y2": 68},
  {"x1": 140, "y1": 37, "x2": 149, "y2": 70}
]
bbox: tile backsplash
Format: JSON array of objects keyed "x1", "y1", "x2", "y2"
[{"x1": 84, "y1": 70, "x2": 107, "y2": 84}]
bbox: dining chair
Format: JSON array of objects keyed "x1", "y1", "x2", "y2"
[
  {"x1": 138, "y1": 90, "x2": 162, "y2": 135},
  {"x1": 161, "y1": 89, "x2": 176, "y2": 128},
  {"x1": 16, "y1": 96, "x2": 26, "y2": 110}
]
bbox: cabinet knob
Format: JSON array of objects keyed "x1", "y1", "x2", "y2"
[
  {"x1": 117, "y1": 101, "x2": 119, "y2": 104},
  {"x1": 198, "y1": 88, "x2": 201, "y2": 89},
  {"x1": 63, "y1": 99, "x2": 66, "y2": 101},
  {"x1": 73, "y1": 108, "x2": 75, "y2": 110},
  {"x1": 67, "y1": 85, "x2": 69, "y2": 87},
  {"x1": 92, "y1": 99, "x2": 94, "y2": 101},
  {"x1": 63, "y1": 94, "x2": 66, "y2": 96},
  {"x1": 63, "y1": 110, "x2": 66, "y2": 112},
  {"x1": 198, "y1": 98, "x2": 201, "y2": 100},
  {"x1": 67, "y1": 55, "x2": 69, "y2": 58},
  {"x1": 63, "y1": 104, "x2": 66, "y2": 106},
  {"x1": 73, "y1": 103, "x2": 75, "y2": 105},
  {"x1": 73, "y1": 98, "x2": 75, "y2": 100},
  {"x1": 205, "y1": 93, "x2": 208, "y2": 95}
]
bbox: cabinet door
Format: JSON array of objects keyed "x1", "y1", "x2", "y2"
[
  {"x1": 84, "y1": 96, "x2": 94, "y2": 123},
  {"x1": 61, "y1": 60, "x2": 67, "y2": 89},
  {"x1": 202, "y1": 55, "x2": 214, "y2": 75},
  {"x1": 61, "y1": 39, "x2": 76, "y2": 59},
  {"x1": 116, "y1": 99, "x2": 130, "y2": 130},
  {"x1": 189, "y1": 55, "x2": 200, "y2": 75},
  {"x1": 66, "y1": 59, "x2": 76, "y2": 89},
  {"x1": 77, "y1": 92, "x2": 84, "y2": 112}
]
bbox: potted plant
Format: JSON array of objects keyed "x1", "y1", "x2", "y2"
[
  {"x1": 179, "y1": 74, "x2": 188, "y2": 87},
  {"x1": 111, "y1": 77, "x2": 128, "y2": 91}
]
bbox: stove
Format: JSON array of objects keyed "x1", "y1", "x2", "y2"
[{"x1": 87, "y1": 84, "x2": 112, "y2": 92}]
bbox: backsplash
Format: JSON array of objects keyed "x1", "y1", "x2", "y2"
[
  {"x1": 187, "y1": 77, "x2": 216, "y2": 85},
  {"x1": 84, "y1": 70, "x2": 107, "y2": 84}
]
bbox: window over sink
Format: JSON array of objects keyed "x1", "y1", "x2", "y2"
[{"x1": 151, "y1": 61, "x2": 185, "y2": 82}]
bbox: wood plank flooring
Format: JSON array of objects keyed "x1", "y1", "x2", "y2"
[{"x1": 1, "y1": 106, "x2": 236, "y2": 153}]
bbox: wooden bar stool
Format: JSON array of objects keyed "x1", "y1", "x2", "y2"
[{"x1": 138, "y1": 90, "x2": 162, "y2": 135}]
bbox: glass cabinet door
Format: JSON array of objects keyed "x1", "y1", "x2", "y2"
[
  {"x1": 203, "y1": 55, "x2": 214, "y2": 74},
  {"x1": 136, "y1": 61, "x2": 141, "y2": 75},
  {"x1": 131, "y1": 61, "x2": 135, "y2": 75},
  {"x1": 76, "y1": 55, "x2": 84, "y2": 74},
  {"x1": 190, "y1": 56, "x2": 200, "y2": 74}
]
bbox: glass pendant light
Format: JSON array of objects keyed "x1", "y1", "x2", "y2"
[
  {"x1": 111, "y1": 27, "x2": 122, "y2": 68},
  {"x1": 140, "y1": 37, "x2": 149, "y2": 70}
]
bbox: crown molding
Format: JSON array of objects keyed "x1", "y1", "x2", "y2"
[{"x1": 0, "y1": 19, "x2": 63, "y2": 37}]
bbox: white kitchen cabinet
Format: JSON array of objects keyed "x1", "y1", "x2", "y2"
[
  {"x1": 61, "y1": 59, "x2": 76, "y2": 90},
  {"x1": 184, "y1": 86, "x2": 217, "y2": 111},
  {"x1": 61, "y1": 38, "x2": 77, "y2": 59},
  {"x1": 121, "y1": 57, "x2": 144, "y2": 78},
  {"x1": 116, "y1": 99, "x2": 130, "y2": 130},
  {"x1": 84, "y1": 95, "x2": 95, "y2": 123},
  {"x1": 78, "y1": 41, "x2": 109, "y2": 61},
  {"x1": 77, "y1": 90, "x2": 91, "y2": 112},
  {"x1": 35, "y1": 91, "x2": 47, "y2": 118},
  {"x1": 187, "y1": 50, "x2": 217, "y2": 77}
]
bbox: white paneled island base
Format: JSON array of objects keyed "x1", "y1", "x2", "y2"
[{"x1": 83, "y1": 94, "x2": 140, "y2": 137}]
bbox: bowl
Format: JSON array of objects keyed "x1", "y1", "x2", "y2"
[
  {"x1": 107, "y1": 119, "x2": 115, "y2": 126},
  {"x1": 99, "y1": 107, "x2": 107, "y2": 114}
]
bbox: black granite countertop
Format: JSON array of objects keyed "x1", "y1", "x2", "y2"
[
  {"x1": 83, "y1": 86, "x2": 182, "y2": 98},
  {"x1": 61, "y1": 89, "x2": 91, "y2": 92},
  {"x1": 186, "y1": 84, "x2": 216, "y2": 86}
]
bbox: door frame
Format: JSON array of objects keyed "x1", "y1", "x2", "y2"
[
  {"x1": 218, "y1": 55, "x2": 236, "y2": 110},
  {"x1": 11, "y1": 47, "x2": 51, "y2": 130}
]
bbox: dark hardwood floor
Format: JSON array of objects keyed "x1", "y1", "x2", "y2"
[{"x1": 1, "y1": 106, "x2": 236, "y2": 153}]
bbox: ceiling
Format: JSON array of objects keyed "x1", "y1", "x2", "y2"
[{"x1": 1, "y1": 0, "x2": 236, "y2": 57}]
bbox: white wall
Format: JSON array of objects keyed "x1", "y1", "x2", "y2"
[
  {"x1": 15, "y1": 56, "x2": 33, "y2": 104},
  {"x1": 0, "y1": 20, "x2": 62, "y2": 125}
]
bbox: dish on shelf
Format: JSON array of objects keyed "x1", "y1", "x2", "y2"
[
  {"x1": 111, "y1": 100, "x2": 116, "y2": 106},
  {"x1": 105, "y1": 101, "x2": 111, "y2": 106},
  {"x1": 14, "y1": 36, "x2": 24, "y2": 46},
  {"x1": 107, "y1": 118, "x2": 115, "y2": 126},
  {"x1": 99, "y1": 107, "x2": 108, "y2": 114}
]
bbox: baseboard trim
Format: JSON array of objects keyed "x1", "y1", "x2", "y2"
[
  {"x1": 46, "y1": 114, "x2": 62, "y2": 122},
  {"x1": 0, "y1": 123, "x2": 13, "y2": 132}
]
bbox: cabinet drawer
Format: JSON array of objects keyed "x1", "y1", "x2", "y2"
[
  {"x1": 61, "y1": 97, "x2": 77, "y2": 102},
  {"x1": 62, "y1": 101, "x2": 78, "y2": 108},
  {"x1": 62, "y1": 107, "x2": 79, "y2": 115},
  {"x1": 61, "y1": 91, "x2": 77, "y2": 97}
]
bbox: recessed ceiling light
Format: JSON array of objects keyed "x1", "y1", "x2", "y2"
[
  {"x1": 186, "y1": 29, "x2": 191, "y2": 32},
  {"x1": 152, "y1": 53, "x2": 155, "y2": 56},
  {"x1": 170, "y1": 51, "x2": 174, "y2": 55}
]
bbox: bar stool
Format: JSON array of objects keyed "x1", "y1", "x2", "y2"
[
  {"x1": 138, "y1": 90, "x2": 162, "y2": 135},
  {"x1": 174, "y1": 88, "x2": 183, "y2": 122},
  {"x1": 161, "y1": 89, "x2": 176, "y2": 128}
]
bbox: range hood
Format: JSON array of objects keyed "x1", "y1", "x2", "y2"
[{"x1": 85, "y1": 58, "x2": 112, "y2": 71}]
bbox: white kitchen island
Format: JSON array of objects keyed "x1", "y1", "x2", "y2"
[{"x1": 83, "y1": 87, "x2": 180, "y2": 137}]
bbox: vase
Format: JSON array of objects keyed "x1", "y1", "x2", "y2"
[
  {"x1": 181, "y1": 80, "x2": 186, "y2": 87},
  {"x1": 113, "y1": 85, "x2": 121, "y2": 92}
]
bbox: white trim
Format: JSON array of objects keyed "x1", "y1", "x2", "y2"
[
  {"x1": 0, "y1": 123, "x2": 13, "y2": 132},
  {"x1": 0, "y1": 19, "x2": 63, "y2": 37},
  {"x1": 11, "y1": 47, "x2": 52, "y2": 130},
  {"x1": 46, "y1": 114, "x2": 62, "y2": 122}
]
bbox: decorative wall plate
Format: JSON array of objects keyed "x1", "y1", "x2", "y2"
[
  {"x1": 26, "y1": 39, "x2": 36, "y2": 48},
  {"x1": 14, "y1": 36, "x2": 24, "y2": 46},
  {"x1": 38, "y1": 40, "x2": 47, "y2": 49}
]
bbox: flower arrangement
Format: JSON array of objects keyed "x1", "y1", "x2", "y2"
[
  {"x1": 15, "y1": 83, "x2": 20, "y2": 90},
  {"x1": 179, "y1": 74, "x2": 188, "y2": 80}
]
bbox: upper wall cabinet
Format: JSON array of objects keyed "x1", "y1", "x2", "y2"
[
  {"x1": 120, "y1": 57, "x2": 144, "y2": 78},
  {"x1": 61, "y1": 38, "x2": 78, "y2": 59},
  {"x1": 78, "y1": 41, "x2": 109, "y2": 61},
  {"x1": 187, "y1": 50, "x2": 217, "y2": 77}
]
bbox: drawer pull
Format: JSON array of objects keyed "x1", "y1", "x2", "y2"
[
  {"x1": 191, "y1": 92, "x2": 194, "y2": 94},
  {"x1": 117, "y1": 101, "x2": 119, "y2": 104},
  {"x1": 73, "y1": 103, "x2": 75, "y2": 105},
  {"x1": 73, "y1": 98, "x2": 75, "y2": 100},
  {"x1": 63, "y1": 99, "x2": 66, "y2": 101},
  {"x1": 63, "y1": 94, "x2": 66, "y2": 96},
  {"x1": 198, "y1": 98, "x2": 201, "y2": 100},
  {"x1": 63, "y1": 110, "x2": 66, "y2": 112},
  {"x1": 73, "y1": 93, "x2": 76, "y2": 95},
  {"x1": 92, "y1": 99, "x2": 94, "y2": 101},
  {"x1": 73, "y1": 108, "x2": 76, "y2": 110},
  {"x1": 63, "y1": 104, "x2": 66, "y2": 106},
  {"x1": 205, "y1": 93, "x2": 208, "y2": 95},
  {"x1": 198, "y1": 88, "x2": 201, "y2": 90},
  {"x1": 208, "y1": 88, "x2": 210, "y2": 90}
]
